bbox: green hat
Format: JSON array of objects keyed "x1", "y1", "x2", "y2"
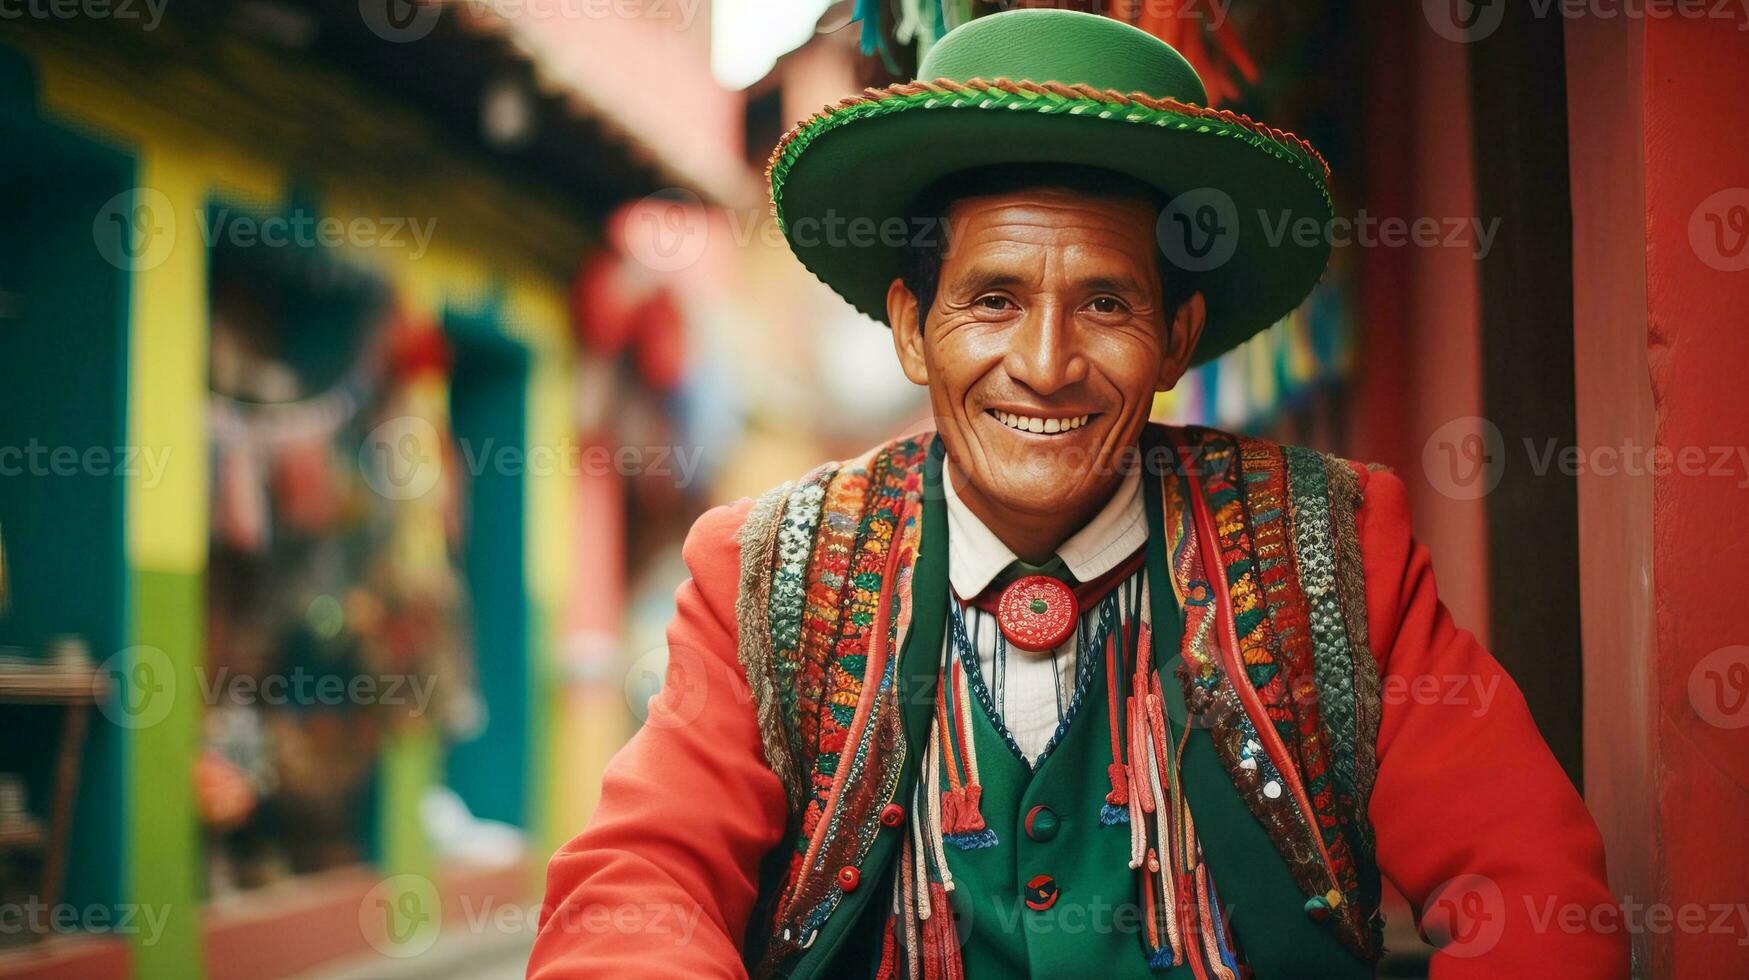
[{"x1": 768, "y1": 8, "x2": 1333, "y2": 364}]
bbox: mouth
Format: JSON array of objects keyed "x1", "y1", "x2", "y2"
[{"x1": 986, "y1": 408, "x2": 1098, "y2": 436}]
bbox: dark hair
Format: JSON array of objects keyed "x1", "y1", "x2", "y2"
[{"x1": 898, "y1": 164, "x2": 1196, "y2": 331}]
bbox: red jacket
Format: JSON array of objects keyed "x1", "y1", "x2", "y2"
[{"x1": 529, "y1": 460, "x2": 1626, "y2": 978}]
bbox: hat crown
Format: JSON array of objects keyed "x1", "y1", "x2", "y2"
[{"x1": 917, "y1": 9, "x2": 1209, "y2": 106}]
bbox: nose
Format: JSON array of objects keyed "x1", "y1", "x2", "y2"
[{"x1": 1002, "y1": 300, "x2": 1087, "y2": 397}]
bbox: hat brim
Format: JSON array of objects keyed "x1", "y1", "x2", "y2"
[{"x1": 770, "y1": 79, "x2": 1334, "y2": 365}]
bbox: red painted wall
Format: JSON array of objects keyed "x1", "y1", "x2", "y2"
[
  {"x1": 1349, "y1": 6, "x2": 1490, "y2": 644},
  {"x1": 1565, "y1": 7, "x2": 1658, "y2": 955},
  {"x1": 1571, "y1": 13, "x2": 1749, "y2": 976},
  {"x1": 1643, "y1": 16, "x2": 1749, "y2": 978}
]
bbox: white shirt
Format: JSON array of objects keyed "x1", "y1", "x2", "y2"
[{"x1": 943, "y1": 464, "x2": 1149, "y2": 763}]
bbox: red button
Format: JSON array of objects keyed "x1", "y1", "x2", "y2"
[
  {"x1": 996, "y1": 576, "x2": 1078, "y2": 651},
  {"x1": 1024, "y1": 874, "x2": 1059, "y2": 911},
  {"x1": 880, "y1": 803, "x2": 905, "y2": 827},
  {"x1": 837, "y1": 866, "x2": 860, "y2": 892}
]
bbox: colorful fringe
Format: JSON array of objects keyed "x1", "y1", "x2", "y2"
[
  {"x1": 1108, "y1": 612, "x2": 1241, "y2": 975},
  {"x1": 934, "y1": 628, "x2": 997, "y2": 851}
]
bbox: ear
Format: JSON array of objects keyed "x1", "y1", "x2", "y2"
[
  {"x1": 887, "y1": 277, "x2": 930, "y2": 386},
  {"x1": 1155, "y1": 291, "x2": 1207, "y2": 391}
]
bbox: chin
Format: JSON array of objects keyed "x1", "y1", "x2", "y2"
[{"x1": 985, "y1": 467, "x2": 1099, "y2": 516}]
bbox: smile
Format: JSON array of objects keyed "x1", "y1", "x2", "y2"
[{"x1": 989, "y1": 409, "x2": 1094, "y2": 435}]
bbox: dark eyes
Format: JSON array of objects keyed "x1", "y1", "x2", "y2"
[{"x1": 969, "y1": 294, "x2": 1129, "y2": 315}]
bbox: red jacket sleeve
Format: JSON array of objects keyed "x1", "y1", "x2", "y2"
[
  {"x1": 1358, "y1": 466, "x2": 1627, "y2": 977},
  {"x1": 529, "y1": 500, "x2": 787, "y2": 979}
]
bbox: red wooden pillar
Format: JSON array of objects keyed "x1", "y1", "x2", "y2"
[{"x1": 1568, "y1": 12, "x2": 1749, "y2": 976}]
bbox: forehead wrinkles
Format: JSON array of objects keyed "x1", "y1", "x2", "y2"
[{"x1": 944, "y1": 197, "x2": 1160, "y2": 279}]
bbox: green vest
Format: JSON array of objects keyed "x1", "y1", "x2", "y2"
[{"x1": 942, "y1": 617, "x2": 1203, "y2": 978}]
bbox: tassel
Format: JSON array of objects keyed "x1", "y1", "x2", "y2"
[
  {"x1": 958, "y1": 784, "x2": 987, "y2": 830},
  {"x1": 920, "y1": 881, "x2": 965, "y2": 980},
  {"x1": 939, "y1": 788, "x2": 964, "y2": 833},
  {"x1": 1106, "y1": 762, "x2": 1131, "y2": 805},
  {"x1": 943, "y1": 784, "x2": 996, "y2": 849},
  {"x1": 943, "y1": 828, "x2": 997, "y2": 851},
  {"x1": 1129, "y1": 696, "x2": 1156, "y2": 813},
  {"x1": 854, "y1": 0, "x2": 882, "y2": 55},
  {"x1": 876, "y1": 914, "x2": 899, "y2": 980},
  {"x1": 1147, "y1": 947, "x2": 1178, "y2": 970},
  {"x1": 1102, "y1": 761, "x2": 1132, "y2": 824},
  {"x1": 1103, "y1": 627, "x2": 1132, "y2": 826}
]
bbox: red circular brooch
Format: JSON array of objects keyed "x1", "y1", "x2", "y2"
[{"x1": 995, "y1": 575, "x2": 1078, "y2": 652}]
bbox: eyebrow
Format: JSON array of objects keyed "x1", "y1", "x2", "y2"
[
  {"x1": 1078, "y1": 274, "x2": 1151, "y2": 296},
  {"x1": 948, "y1": 268, "x2": 1030, "y2": 293},
  {"x1": 946, "y1": 269, "x2": 1153, "y2": 296}
]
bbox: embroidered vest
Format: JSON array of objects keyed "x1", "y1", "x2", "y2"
[{"x1": 733, "y1": 425, "x2": 1384, "y2": 978}]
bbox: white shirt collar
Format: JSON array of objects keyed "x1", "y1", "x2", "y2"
[{"x1": 943, "y1": 463, "x2": 1147, "y2": 598}]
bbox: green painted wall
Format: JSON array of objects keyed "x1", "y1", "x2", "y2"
[
  {"x1": 443, "y1": 310, "x2": 534, "y2": 830},
  {"x1": 0, "y1": 43, "x2": 132, "y2": 919},
  {"x1": 127, "y1": 568, "x2": 205, "y2": 980}
]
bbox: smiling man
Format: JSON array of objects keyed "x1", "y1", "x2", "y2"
[{"x1": 531, "y1": 10, "x2": 1625, "y2": 979}]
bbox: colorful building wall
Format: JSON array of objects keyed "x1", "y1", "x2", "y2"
[{"x1": 0, "y1": 24, "x2": 609, "y2": 978}]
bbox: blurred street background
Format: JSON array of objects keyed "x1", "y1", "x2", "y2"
[{"x1": 1, "y1": 1, "x2": 1746, "y2": 977}]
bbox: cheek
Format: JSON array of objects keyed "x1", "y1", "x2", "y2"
[
  {"x1": 1092, "y1": 333, "x2": 1170, "y2": 401},
  {"x1": 926, "y1": 325, "x2": 1008, "y2": 401}
]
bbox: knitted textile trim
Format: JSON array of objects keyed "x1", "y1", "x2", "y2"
[
  {"x1": 738, "y1": 479, "x2": 803, "y2": 810},
  {"x1": 767, "y1": 76, "x2": 1334, "y2": 223},
  {"x1": 1327, "y1": 457, "x2": 1383, "y2": 863}
]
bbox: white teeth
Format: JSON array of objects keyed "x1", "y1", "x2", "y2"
[{"x1": 992, "y1": 411, "x2": 1092, "y2": 434}]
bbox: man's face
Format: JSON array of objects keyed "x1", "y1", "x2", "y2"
[{"x1": 888, "y1": 186, "x2": 1204, "y2": 532}]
